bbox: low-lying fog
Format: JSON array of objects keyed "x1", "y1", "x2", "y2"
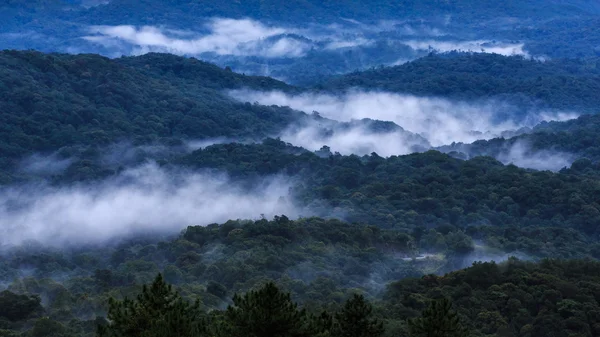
[
  {"x1": 233, "y1": 89, "x2": 577, "y2": 147},
  {"x1": 231, "y1": 89, "x2": 578, "y2": 170},
  {"x1": 0, "y1": 163, "x2": 297, "y2": 247}
]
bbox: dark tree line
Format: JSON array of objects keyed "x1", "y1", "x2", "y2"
[{"x1": 97, "y1": 273, "x2": 463, "y2": 337}]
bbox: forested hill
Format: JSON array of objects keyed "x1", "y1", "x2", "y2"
[
  {"x1": 3, "y1": 216, "x2": 600, "y2": 337},
  {"x1": 176, "y1": 141, "x2": 600, "y2": 237},
  {"x1": 385, "y1": 258, "x2": 600, "y2": 337},
  {"x1": 316, "y1": 53, "x2": 600, "y2": 113},
  {"x1": 0, "y1": 51, "x2": 299, "y2": 169},
  {"x1": 115, "y1": 53, "x2": 296, "y2": 91}
]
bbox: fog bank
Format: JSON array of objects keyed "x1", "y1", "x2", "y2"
[
  {"x1": 281, "y1": 119, "x2": 430, "y2": 156},
  {"x1": 231, "y1": 90, "x2": 578, "y2": 148},
  {"x1": 498, "y1": 141, "x2": 574, "y2": 171},
  {"x1": 403, "y1": 40, "x2": 528, "y2": 57},
  {"x1": 0, "y1": 163, "x2": 297, "y2": 247}
]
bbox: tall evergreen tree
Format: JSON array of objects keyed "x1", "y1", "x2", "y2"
[
  {"x1": 310, "y1": 310, "x2": 334, "y2": 337},
  {"x1": 221, "y1": 282, "x2": 309, "y2": 337},
  {"x1": 97, "y1": 273, "x2": 204, "y2": 337},
  {"x1": 332, "y1": 294, "x2": 384, "y2": 337},
  {"x1": 408, "y1": 298, "x2": 468, "y2": 337}
]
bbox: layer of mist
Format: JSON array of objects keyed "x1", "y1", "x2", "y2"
[
  {"x1": 281, "y1": 118, "x2": 430, "y2": 156},
  {"x1": 497, "y1": 141, "x2": 574, "y2": 171},
  {"x1": 402, "y1": 40, "x2": 528, "y2": 56},
  {"x1": 19, "y1": 154, "x2": 74, "y2": 177},
  {"x1": 0, "y1": 163, "x2": 297, "y2": 247},
  {"x1": 80, "y1": 17, "x2": 530, "y2": 71},
  {"x1": 15, "y1": 138, "x2": 237, "y2": 178},
  {"x1": 442, "y1": 141, "x2": 576, "y2": 172},
  {"x1": 231, "y1": 89, "x2": 578, "y2": 151},
  {"x1": 446, "y1": 245, "x2": 532, "y2": 271}
]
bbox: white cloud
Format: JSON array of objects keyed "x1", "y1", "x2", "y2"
[
  {"x1": 280, "y1": 120, "x2": 430, "y2": 157},
  {"x1": 81, "y1": 17, "x2": 531, "y2": 65},
  {"x1": 83, "y1": 18, "x2": 312, "y2": 58},
  {"x1": 83, "y1": 18, "x2": 452, "y2": 59},
  {"x1": 0, "y1": 163, "x2": 297, "y2": 247}
]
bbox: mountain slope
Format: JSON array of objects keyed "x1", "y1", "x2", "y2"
[
  {"x1": 386, "y1": 258, "x2": 600, "y2": 337},
  {"x1": 0, "y1": 51, "x2": 300, "y2": 171},
  {"x1": 176, "y1": 140, "x2": 600, "y2": 237},
  {"x1": 2, "y1": 217, "x2": 598, "y2": 337},
  {"x1": 316, "y1": 53, "x2": 600, "y2": 113}
]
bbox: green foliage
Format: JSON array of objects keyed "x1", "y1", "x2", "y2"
[
  {"x1": 98, "y1": 273, "x2": 203, "y2": 337},
  {"x1": 514, "y1": 17, "x2": 600, "y2": 58},
  {"x1": 1, "y1": 226, "x2": 600, "y2": 337},
  {"x1": 388, "y1": 259, "x2": 600, "y2": 337},
  {"x1": 221, "y1": 282, "x2": 309, "y2": 337},
  {"x1": 0, "y1": 291, "x2": 42, "y2": 322},
  {"x1": 30, "y1": 318, "x2": 69, "y2": 337},
  {"x1": 1, "y1": 45, "x2": 600, "y2": 337},
  {"x1": 179, "y1": 140, "x2": 600, "y2": 244},
  {"x1": 331, "y1": 294, "x2": 384, "y2": 337},
  {"x1": 407, "y1": 298, "x2": 468, "y2": 337},
  {"x1": 0, "y1": 50, "x2": 303, "y2": 182}
]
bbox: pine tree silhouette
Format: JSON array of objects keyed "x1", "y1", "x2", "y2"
[
  {"x1": 408, "y1": 298, "x2": 468, "y2": 337},
  {"x1": 332, "y1": 294, "x2": 384, "y2": 337},
  {"x1": 98, "y1": 273, "x2": 203, "y2": 337},
  {"x1": 222, "y1": 282, "x2": 309, "y2": 337}
]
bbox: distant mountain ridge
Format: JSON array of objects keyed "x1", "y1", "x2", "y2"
[
  {"x1": 316, "y1": 52, "x2": 600, "y2": 113},
  {"x1": 4, "y1": 0, "x2": 600, "y2": 26},
  {"x1": 3, "y1": 0, "x2": 600, "y2": 83}
]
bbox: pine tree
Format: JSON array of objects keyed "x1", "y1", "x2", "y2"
[
  {"x1": 97, "y1": 273, "x2": 204, "y2": 337},
  {"x1": 221, "y1": 282, "x2": 309, "y2": 337},
  {"x1": 332, "y1": 294, "x2": 384, "y2": 337},
  {"x1": 408, "y1": 298, "x2": 468, "y2": 337},
  {"x1": 310, "y1": 310, "x2": 334, "y2": 337}
]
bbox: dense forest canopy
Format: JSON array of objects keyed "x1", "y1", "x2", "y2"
[
  {"x1": 2, "y1": 217, "x2": 600, "y2": 337},
  {"x1": 175, "y1": 140, "x2": 600, "y2": 238},
  {"x1": 0, "y1": 50, "x2": 302, "y2": 182},
  {"x1": 4, "y1": 50, "x2": 600, "y2": 185},
  {"x1": 316, "y1": 52, "x2": 600, "y2": 113},
  {"x1": 2, "y1": 0, "x2": 600, "y2": 333}
]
